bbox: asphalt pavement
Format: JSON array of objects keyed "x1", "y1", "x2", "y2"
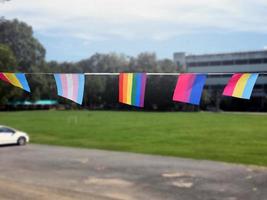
[{"x1": 0, "y1": 144, "x2": 266, "y2": 200}]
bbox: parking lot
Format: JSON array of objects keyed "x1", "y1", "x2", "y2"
[{"x1": 0, "y1": 144, "x2": 266, "y2": 200}]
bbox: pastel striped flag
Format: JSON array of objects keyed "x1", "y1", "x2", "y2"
[
  {"x1": 0, "y1": 73, "x2": 30, "y2": 92},
  {"x1": 119, "y1": 73, "x2": 147, "y2": 107},
  {"x1": 173, "y1": 73, "x2": 207, "y2": 105},
  {"x1": 54, "y1": 74, "x2": 85, "y2": 105},
  {"x1": 223, "y1": 73, "x2": 258, "y2": 99}
]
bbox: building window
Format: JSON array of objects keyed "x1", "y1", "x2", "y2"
[
  {"x1": 209, "y1": 61, "x2": 221, "y2": 66},
  {"x1": 235, "y1": 59, "x2": 248, "y2": 65},
  {"x1": 197, "y1": 62, "x2": 210, "y2": 66},
  {"x1": 248, "y1": 59, "x2": 263, "y2": 64},
  {"x1": 187, "y1": 62, "x2": 197, "y2": 67},
  {"x1": 186, "y1": 58, "x2": 267, "y2": 67},
  {"x1": 222, "y1": 60, "x2": 234, "y2": 65}
]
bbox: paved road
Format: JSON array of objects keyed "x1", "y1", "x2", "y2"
[{"x1": 0, "y1": 144, "x2": 266, "y2": 200}]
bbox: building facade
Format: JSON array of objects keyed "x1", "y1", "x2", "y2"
[{"x1": 173, "y1": 50, "x2": 267, "y2": 111}]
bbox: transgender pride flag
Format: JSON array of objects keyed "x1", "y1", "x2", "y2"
[{"x1": 54, "y1": 74, "x2": 85, "y2": 104}]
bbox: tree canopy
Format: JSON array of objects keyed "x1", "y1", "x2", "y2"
[
  {"x1": 0, "y1": 43, "x2": 16, "y2": 70},
  {"x1": 0, "y1": 18, "x2": 46, "y2": 71}
]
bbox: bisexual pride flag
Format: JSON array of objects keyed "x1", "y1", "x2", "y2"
[
  {"x1": 119, "y1": 73, "x2": 147, "y2": 107},
  {"x1": 54, "y1": 74, "x2": 85, "y2": 104},
  {"x1": 223, "y1": 73, "x2": 258, "y2": 99},
  {"x1": 173, "y1": 73, "x2": 207, "y2": 105},
  {"x1": 0, "y1": 73, "x2": 30, "y2": 92}
]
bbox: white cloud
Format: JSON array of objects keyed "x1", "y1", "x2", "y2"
[{"x1": 0, "y1": 0, "x2": 267, "y2": 41}]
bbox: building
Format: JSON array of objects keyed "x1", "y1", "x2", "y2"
[{"x1": 173, "y1": 50, "x2": 267, "y2": 111}]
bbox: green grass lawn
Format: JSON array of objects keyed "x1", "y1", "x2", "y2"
[{"x1": 0, "y1": 111, "x2": 267, "y2": 166}]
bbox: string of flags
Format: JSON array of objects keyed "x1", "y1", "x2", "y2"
[{"x1": 0, "y1": 72, "x2": 261, "y2": 107}]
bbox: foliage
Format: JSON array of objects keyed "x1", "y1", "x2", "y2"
[
  {"x1": 0, "y1": 18, "x2": 45, "y2": 70},
  {"x1": 0, "y1": 44, "x2": 22, "y2": 104},
  {"x1": 0, "y1": 18, "x2": 51, "y2": 103},
  {"x1": 0, "y1": 43, "x2": 16, "y2": 70}
]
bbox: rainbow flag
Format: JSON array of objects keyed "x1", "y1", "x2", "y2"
[
  {"x1": 54, "y1": 74, "x2": 85, "y2": 104},
  {"x1": 223, "y1": 73, "x2": 258, "y2": 99},
  {"x1": 119, "y1": 73, "x2": 147, "y2": 107},
  {"x1": 0, "y1": 73, "x2": 30, "y2": 92},
  {"x1": 173, "y1": 73, "x2": 207, "y2": 105}
]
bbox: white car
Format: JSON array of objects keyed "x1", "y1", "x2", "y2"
[{"x1": 0, "y1": 125, "x2": 30, "y2": 145}]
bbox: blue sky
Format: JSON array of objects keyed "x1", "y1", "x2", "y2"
[{"x1": 1, "y1": 0, "x2": 267, "y2": 62}]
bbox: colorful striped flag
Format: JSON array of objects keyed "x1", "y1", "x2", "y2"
[
  {"x1": 119, "y1": 73, "x2": 147, "y2": 107},
  {"x1": 173, "y1": 73, "x2": 207, "y2": 105},
  {"x1": 54, "y1": 74, "x2": 85, "y2": 104},
  {"x1": 0, "y1": 73, "x2": 30, "y2": 92},
  {"x1": 223, "y1": 73, "x2": 258, "y2": 99}
]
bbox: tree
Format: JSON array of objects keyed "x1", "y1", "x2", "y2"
[
  {"x1": 76, "y1": 53, "x2": 128, "y2": 107},
  {"x1": 0, "y1": 44, "x2": 16, "y2": 70},
  {"x1": 129, "y1": 52, "x2": 158, "y2": 72},
  {"x1": 0, "y1": 44, "x2": 25, "y2": 104},
  {"x1": 0, "y1": 18, "x2": 46, "y2": 71},
  {"x1": 0, "y1": 19, "x2": 48, "y2": 104}
]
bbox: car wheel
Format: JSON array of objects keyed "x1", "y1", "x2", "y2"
[{"x1": 17, "y1": 137, "x2": 26, "y2": 146}]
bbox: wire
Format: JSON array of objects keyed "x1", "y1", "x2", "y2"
[{"x1": 15, "y1": 72, "x2": 267, "y2": 76}]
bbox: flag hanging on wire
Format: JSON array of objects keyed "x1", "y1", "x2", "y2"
[
  {"x1": 223, "y1": 73, "x2": 258, "y2": 99},
  {"x1": 119, "y1": 73, "x2": 147, "y2": 107},
  {"x1": 0, "y1": 73, "x2": 30, "y2": 92},
  {"x1": 173, "y1": 73, "x2": 207, "y2": 105},
  {"x1": 54, "y1": 74, "x2": 85, "y2": 104}
]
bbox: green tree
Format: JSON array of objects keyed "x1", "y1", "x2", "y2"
[
  {"x1": 0, "y1": 44, "x2": 24, "y2": 104},
  {"x1": 0, "y1": 19, "x2": 47, "y2": 104},
  {"x1": 0, "y1": 44, "x2": 16, "y2": 70},
  {"x1": 129, "y1": 52, "x2": 158, "y2": 72},
  {"x1": 0, "y1": 18, "x2": 46, "y2": 71}
]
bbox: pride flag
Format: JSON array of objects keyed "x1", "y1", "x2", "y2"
[
  {"x1": 173, "y1": 73, "x2": 207, "y2": 105},
  {"x1": 119, "y1": 73, "x2": 147, "y2": 107},
  {"x1": 223, "y1": 73, "x2": 258, "y2": 99},
  {"x1": 0, "y1": 73, "x2": 30, "y2": 92},
  {"x1": 54, "y1": 74, "x2": 85, "y2": 104}
]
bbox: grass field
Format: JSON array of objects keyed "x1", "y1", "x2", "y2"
[{"x1": 0, "y1": 111, "x2": 267, "y2": 166}]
